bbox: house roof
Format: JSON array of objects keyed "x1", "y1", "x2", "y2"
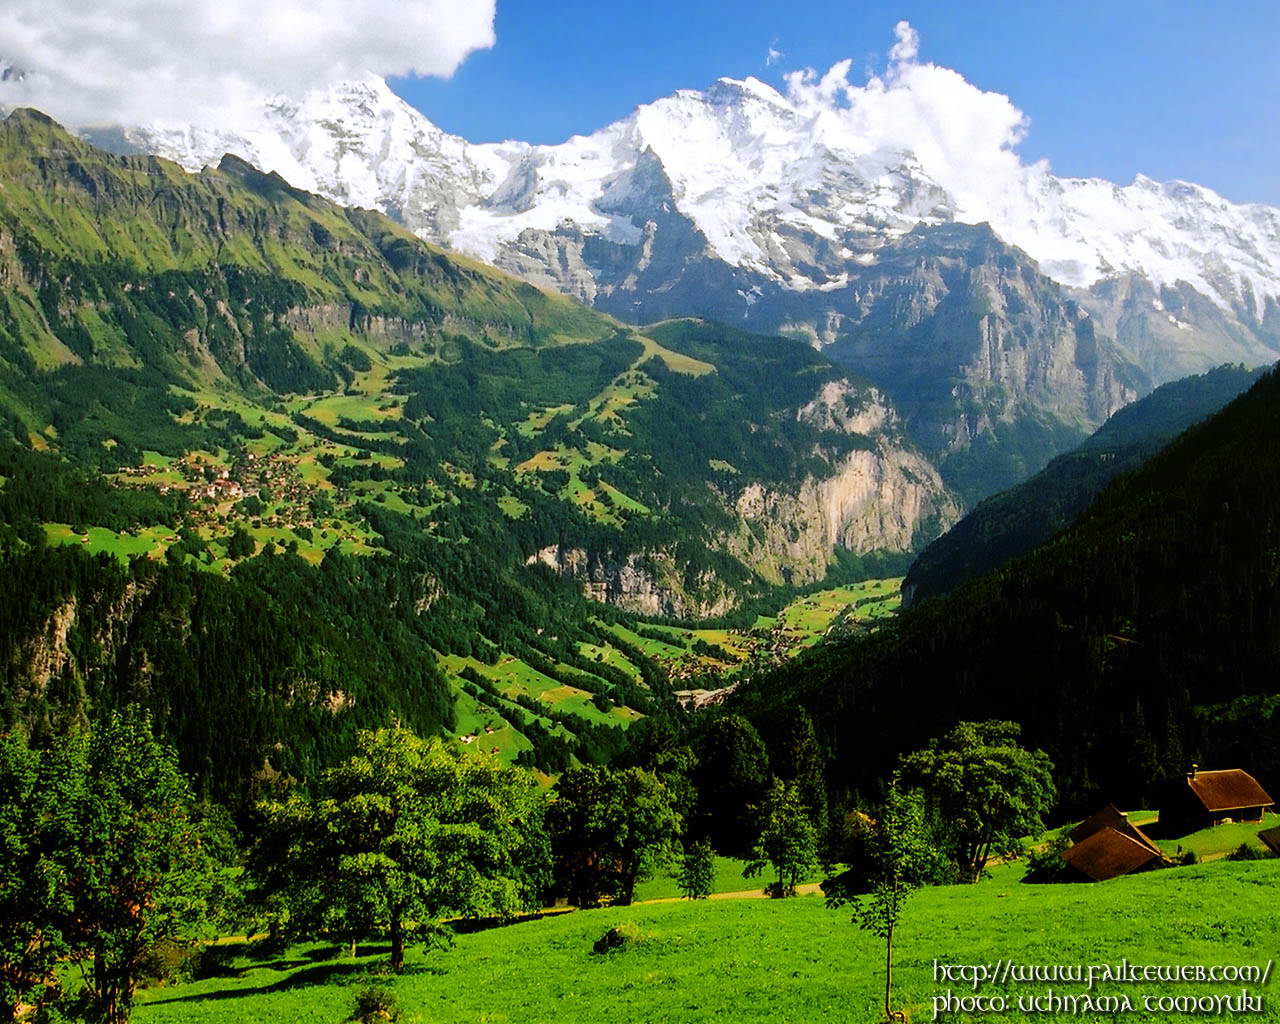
[
  {"x1": 1259, "y1": 825, "x2": 1280, "y2": 855},
  {"x1": 1069, "y1": 804, "x2": 1161, "y2": 856},
  {"x1": 1063, "y1": 826, "x2": 1161, "y2": 882},
  {"x1": 1185, "y1": 770, "x2": 1274, "y2": 813}
]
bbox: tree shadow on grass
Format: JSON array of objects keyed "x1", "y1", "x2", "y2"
[{"x1": 143, "y1": 960, "x2": 374, "y2": 1005}]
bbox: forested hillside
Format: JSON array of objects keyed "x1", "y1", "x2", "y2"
[
  {"x1": 735, "y1": 366, "x2": 1280, "y2": 813},
  {"x1": 903, "y1": 363, "x2": 1268, "y2": 603}
]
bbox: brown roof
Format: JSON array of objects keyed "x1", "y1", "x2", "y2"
[
  {"x1": 1069, "y1": 804, "x2": 1161, "y2": 856},
  {"x1": 1063, "y1": 827, "x2": 1161, "y2": 882},
  {"x1": 1260, "y1": 826, "x2": 1280, "y2": 855},
  {"x1": 1186, "y1": 770, "x2": 1274, "y2": 813}
]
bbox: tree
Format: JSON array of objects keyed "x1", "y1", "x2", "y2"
[
  {"x1": 547, "y1": 765, "x2": 682, "y2": 908},
  {"x1": 744, "y1": 779, "x2": 819, "y2": 897},
  {"x1": 900, "y1": 720, "x2": 1056, "y2": 883},
  {"x1": 69, "y1": 710, "x2": 219, "y2": 1024},
  {"x1": 253, "y1": 728, "x2": 548, "y2": 972},
  {"x1": 677, "y1": 839, "x2": 715, "y2": 900},
  {"x1": 771, "y1": 710, "x2": 829, "y2": 845},
  {"x1": 827, "y1": 778, "x2": 933, "y2": 1024},
  {"x1": 226, "y1": 525, "x2": 256, "y2": 559},
  {"x1": 0, "y1": 731, "x2": 80, "y2": 1021},
  {"x1": 691, "y1": 715, "x2": 770, "y2": 855}
]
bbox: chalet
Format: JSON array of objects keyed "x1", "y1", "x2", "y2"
[
  {"x1": 1061, "y1": 804, "x2": 1163, "y2": 882},
  {"x1": 1157, "y1": 766, "x2": 1274, "y2": 833},
  {"x1": 1259, "y1": 825, "x2": 1280, "y2": 856}
]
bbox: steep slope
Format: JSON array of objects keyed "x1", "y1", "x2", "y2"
[
  {"x1": 903, "y1": 362, "x2": 1269, "y2": 603},
  {"x1": 734, "y1": 366, "x2": 1280, "y2": 812}
]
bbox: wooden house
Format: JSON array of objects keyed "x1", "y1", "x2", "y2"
[
  {"x1": 1061, "y1": 804, "x2": 1163, "y2": 882},
  {"x1": 1259, "y1": 825, "x2": 1280, "y2": 856},
  {"x1": 1157, "y1": 766, "x2": 1274, "y2": 834}
]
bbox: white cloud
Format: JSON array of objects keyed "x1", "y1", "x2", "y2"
[
  {"x1": 766, "y1": 47, "x2": 784, "y2": 67},
  {"x1": 0, "y1": 0, "x2": 495, "y2": 127},
  {"x1": 781, "y1": 21, "x2": 1049, "y2": 233},
  {"x1": 887, "y1": 20, "x2": 919, "y2": 63}
]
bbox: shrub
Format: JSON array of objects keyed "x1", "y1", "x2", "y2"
[
  {"x1": 351, "y1": 985, "x2": 400, "y2": 1023},
  {"x1": 592, "y1": 921, "x2": 645, "y2": 955},
  {"x1": 1227, "y1": 842, "x2": 1268, "y2": 861},
  {"x1": 1022, "y1": 829, "x2": 1077, "y2": 884}
]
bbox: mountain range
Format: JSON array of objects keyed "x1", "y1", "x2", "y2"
[{"x1": 80, "y1": 71, "x2": 1280, "y2": 501}]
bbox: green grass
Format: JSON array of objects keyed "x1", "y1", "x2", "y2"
[
  {"x1": 43, "y1": 523, "x2": 177, "y2": 561},
  {"x1": 1155, "y1": 812, "x2": 1280, "y2": 860},
  {"x1": 633, "y1": 856, "x2": 824, "y2": 901},
  {"x1": 133, "y1": 858, "x2": 1280, "y2": 1023}
]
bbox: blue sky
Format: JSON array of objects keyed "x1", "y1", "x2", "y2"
[{"x1": 392, "y1": 0, "x2": 1280, "y2": 205}]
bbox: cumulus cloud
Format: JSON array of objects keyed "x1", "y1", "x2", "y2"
[
  {"x1": 887, "y1": 20, "x2": 919, "y2": 63},
  {"x1": 781, "y1": 21, "x2": 1050, "y2": 231},
  {"x1": 0, "y1": 0, "x2": 495, "y2": 127}
]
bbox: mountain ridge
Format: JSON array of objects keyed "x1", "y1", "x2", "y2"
[{"x1": 79, "y1": 72, "x2": 1280, "y2": 388}]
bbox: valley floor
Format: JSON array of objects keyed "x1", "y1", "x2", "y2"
[{"x1": 134, "y1": 858, "x2": 1280, "y2": 1023}]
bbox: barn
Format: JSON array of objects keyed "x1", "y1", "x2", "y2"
[
  {"x1": 1157, "y1": 766, "x2": 1274, "y2": 834},
  {"x1": 1260, "y1": 825, "x2": 1280, "y2": 856},
  {"x1": 1061, "y1": 804, "x2": 1164, "y2": 882}
]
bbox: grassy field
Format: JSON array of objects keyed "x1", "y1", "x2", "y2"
[
  {"x1": 133, "y1": 858, "x2": 1280, "y2": 1023},
  {"x1": 1154, "y1": 812, "x2": 1280, "y2": 860},
  {"x1": 633, "y1": 855, "x2": 826, "y2": 901}
]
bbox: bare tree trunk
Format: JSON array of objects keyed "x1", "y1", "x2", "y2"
[
  {"x1": 389, "y1": 914, "x2": 405, "y2": 973},
  {"x1": 884, "y1": 919, "x2": 895, "y2": 1022}
]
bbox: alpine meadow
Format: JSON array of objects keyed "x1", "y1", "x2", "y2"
[{"x1": 1, "y1": 6, "x2": 1279, "y2": 1024}]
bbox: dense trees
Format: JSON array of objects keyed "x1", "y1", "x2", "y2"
[
  {"x1": 689, "y1": 715, "x2": 771, "y2": 856},
  {"x1": 735, "y1": 367, "x2": 1280, "y2": 813}
]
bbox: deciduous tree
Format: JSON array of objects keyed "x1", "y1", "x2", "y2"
[
  {"x1": 744, "y1": 779, "x2": 819, "y2": 897},
  {"x1": 828, "y1": 778, "x2": 933, "y2": 1024},
  {"x1": 548, "y1": 765, "x2": 681, "y2": 908},
  {"x1": 900, "y1": 720, "x2": 1055, "y2": 883},
  {"x1": 253, "y1": 728, "x2": 548, "y2": 972}
]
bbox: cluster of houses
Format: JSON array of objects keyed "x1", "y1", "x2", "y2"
[
  {"x1": 1061, "y1": 765, "x2": 1276, "y2": 882},
  {"x1": 120, "y1": 450, "x2": 333, "y2": 535}
]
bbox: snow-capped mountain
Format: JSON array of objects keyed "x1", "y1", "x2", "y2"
[{"x1": 90, "y1": 70, "x2": 1280, "y2": 388}]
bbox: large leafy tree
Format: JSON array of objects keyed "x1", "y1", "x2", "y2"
[
  {"x1": 900, "y1": 720, "x2": 1056, "y2": 883},
  {"x1": 1, "y1": 714, "x2": 220, "y2": 1024},
  {"x1": 547, "y1": 765, "x2": 682, "y2": 908},
  {"x1": 0, "y1": 732, "x2": 82, "y2": 1021},
  {"x1": 744, "y1": 779, "x2": 819, "y2": 897},
  {"x1": 254, "y1": 728, "x2": 549, "y2": 972},
  {"x1": 69, "y1": 710, "x2": 220, "y2": 1024}
]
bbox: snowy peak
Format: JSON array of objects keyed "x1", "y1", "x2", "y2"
[{"x1": 82, "y1": 62, "x2": 1280, "y2": 378}]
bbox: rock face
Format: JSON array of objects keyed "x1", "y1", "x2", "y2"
[
  {"x1": 527, "y1": 380, "x2": 960, "y2": 615},
  {"x1": 528, "y1": 546, "x2": 737, "y2": 619}
]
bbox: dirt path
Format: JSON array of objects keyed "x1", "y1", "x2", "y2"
[{"x1": 638, "y1": 882, "x2": 823, "y2": 905}]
